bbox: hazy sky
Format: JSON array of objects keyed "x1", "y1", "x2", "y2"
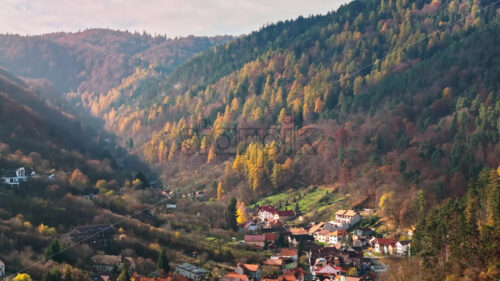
[{"x1": 0, "y1": 0, "x2": 350, "y2": 36}]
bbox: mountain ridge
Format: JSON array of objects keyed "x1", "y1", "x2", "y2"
[{"x1": 0, "y1": 28, "x2": 234, "y2": 94}]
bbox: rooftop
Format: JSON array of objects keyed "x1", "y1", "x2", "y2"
[
  {"x1": 176, "y1": 263, "x2": 208, "y2": 274},
  {"x1": 241, "y1": 264, "x2": 259, "y2": 272},
  {"x1": 280, "y1": 248, "x2": 298, "y2": 257},
  {"x1": 244, "y1": 234, "x2": 266, "y2": 242}
]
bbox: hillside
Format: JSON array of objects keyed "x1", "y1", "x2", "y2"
[
  {"x1": 0, "y1": 69, "x2": 209, "y2": 280},
  {"x1": 70, "y1": 0, "x2": 500, "y2": 276},
  {"x1": 80, "y1": 0, "x2": 499, "y2": 201},
  {"x1": 0, "y1": 0, "x2": 498, "y2": 280},
  {"x1": 0, "y1": 29, "x2": 233, "y2": 93}
]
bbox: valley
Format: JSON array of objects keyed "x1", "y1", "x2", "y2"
[{"x1": 0, "y1": 0, "x2": 499, "y2": 280}]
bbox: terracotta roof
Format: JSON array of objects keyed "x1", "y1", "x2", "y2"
[
  {"x1": 242, "y1": 264, "x2": 259, "y2": 272},
  {"x1": 280, "y1": 275, "x2": 296, "y2": 281},
  {"x1": 376, "y1": 238, "x2": 396, "y2": 245},
  {"x1": 264, "y1": 232, "x2": 276, "y2": 241},
  {"x1": 244, "y1": 234, "x2": 265, "y2": 242},
  {"x1": 261, "y1": 258, "x2": 283, "y2": 266},
  {"x1": 279, "y1": 248, "x2": 298, "y2": 257},
  {"x1": 308, "y1": 222, "x2": 325, "y2": 234},
  {"x1": 289, "y1": 228, "x2": 308, "y2": 235},
  {"x1": 224, "y1": 273, "x2": 248, "y2": 281},
  {"x1": 284, "y1": 268, "x2": 306, "y2": 277}
]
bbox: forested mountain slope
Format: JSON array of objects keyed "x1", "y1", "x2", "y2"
[
  {"x1": 0, "y1": 29, "x2": 233, "y2": 93},
  {"x1": 0, "y1": 69, "x2": 168, "y2": 280},
  {"x1": 79, "y1": 0, "x2": 499, "y2": 210},
  {"x1": 0, "y1": 0, "x2": 498, "y2": 279}
]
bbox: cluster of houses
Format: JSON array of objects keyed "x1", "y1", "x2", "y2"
[
  {"x1": 234, "y1": 205, "x2": 412, "y2": 280},
  {"x1": 220, "y1": 249, "x2": 304, "y2": 281}
]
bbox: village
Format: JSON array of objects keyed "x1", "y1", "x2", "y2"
[
  {"x1": 0, "y1": 168, "x2": 411, "y2": 281},
  {"x1": 57, "y1": 206, "x2": 410, "y2": 281},
  {"x1": 216, "y1": 206, "x2": 412, "y2": 281}
]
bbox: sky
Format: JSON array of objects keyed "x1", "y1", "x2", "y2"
[{"x1": 0, "y1": 0, "x2": 350, "y2": 37}]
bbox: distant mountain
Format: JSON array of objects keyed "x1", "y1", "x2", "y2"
[
  {"x1": 0, "y1": 29, "x2": 233, "y2": 93},
  {"x1": 0, "y1": 67, "x2": 106, "y2": 166}
]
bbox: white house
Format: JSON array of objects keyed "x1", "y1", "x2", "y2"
[
  {"x1": 1, "y1": 167, "x2": 35, "y2": 187},
  {"x1": 315, "y1": 229, "x2": 330, "y2": 243},
  {"x1": 334, "y1": 210, "x2": 361, "y2": 228},
  {"x1": 0, "y1": 259, "x2": 5, "y2": 277},
  {"x1": 327, "y1": 230, "x2": 348, "y2": 245},
  {"x1": 396, "y1": 240, "x2": 411, "y2": 256},
  {"x1": 374, "y1": 238, "x2": 396, "y2": 255},
  {"x1": 257, "y1": 206, "x2": 276, "y2": 221},
  {"x1": 257, "y1": 206, "x2": 295, "y2": 221}
]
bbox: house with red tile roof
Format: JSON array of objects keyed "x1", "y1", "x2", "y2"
[
  {"x1": 244, "y1": 234, "x2": 266, "y2": 248},
  {"x1": 283, "y1": 268, "x2": 305, "y2": 281},
  {"x1": 374, "y1": 238, "x2": 396, "y2": 254},
  {"x1": 257, "y1": 206, "x2": 277, "y2": 221},
  {"x1": 264, "y1": 232, "x2": 277, "y2": 243},
  {"x1": 257, "y1": 206, "x2": 295, "y2": 222},
  {"x1": 235, "y1": 264, "x2": 261, "y2": 281},
  {"x1": 220, "y1": 272, "x2": 249, "y2": 281}
]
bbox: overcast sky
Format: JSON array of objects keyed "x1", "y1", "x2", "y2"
[{"x1": 0, "y1": 0, "x2": 350, "y2": 37}]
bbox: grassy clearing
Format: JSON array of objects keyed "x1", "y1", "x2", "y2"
[{"x1": 251, "y1": 186, "x2": 345, "y2": 221}]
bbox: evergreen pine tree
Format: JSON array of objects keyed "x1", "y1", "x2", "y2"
[
  {"x1": 226, "y1": 198, "x2": 238, "y2": 231},
  {"x1": 157, "y1": 248, "x2": 170, "y2": 274}
]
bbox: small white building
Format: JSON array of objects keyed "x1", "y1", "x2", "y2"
[
  {"x1": 257, "y1": 206, "x2": 276, "y2": 221},
  {"x1": 396, "y1": 240, "x2": 411, "y2": 256},
  {"x1": 0, "y1": 259, "x2": 5, "y2": 277},
  {"x1": 1, "y1": 167, "x2": 35, "y2": 187},
  {"x1": 315, "y1": 229, "x2": 330, "y2": 243},
  {"x1": 334, "y1": 210, "x2": 361, "y2": 227},
  {"x1": 374, "y1": 238, "x2": 396, "y2": 255},
  {"x1": 327, "y1": 230, "x2": 348, "y2": 245}
]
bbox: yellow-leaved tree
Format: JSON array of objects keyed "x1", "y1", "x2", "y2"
[
  {"x1": 217, "y1": 182, "x2": 224, "y2": 200},
  {"x1": 236, "y1": 201, "x2": 249, "y2": 224},
  {"x1": 207, "y1": 146, "x2": 216, "y2": 163},
  {"x1": 14, "y1": 273, "x2": 32, "y2": 281}
]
